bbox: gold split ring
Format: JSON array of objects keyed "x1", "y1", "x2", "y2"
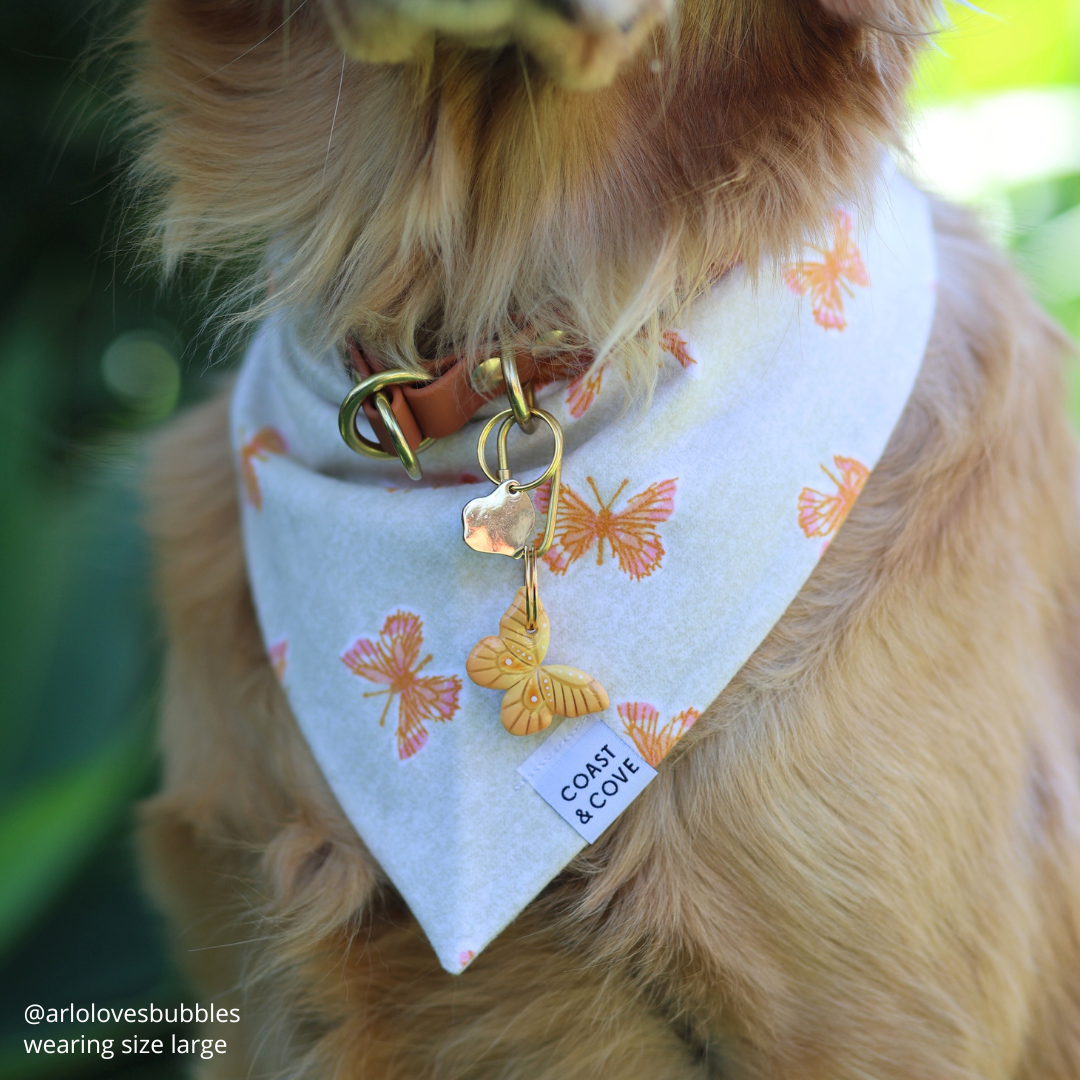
[
  {"x1": 476, "y1": 408, "x2": 562, "y2": 492},
  {"x1": 338, "y1": 369, "x2": 434, "y2": 481}
]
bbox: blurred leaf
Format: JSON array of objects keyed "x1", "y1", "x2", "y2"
[
  {"x1": 0, "y1": 283, "x2": 91, "y2": 766},
  {"x1": 914, "y1": 0, "x2": 1080, "y2": 103},
  {"x1": 1014, "y1": 199, "x2": 1080, "y2": 302},
  {"x1": 1069, "y1": 352, "x2": 1080, "y2": 429},
  {"x1": 0, "y1": 827, "x2": 191, "y2": 1080},
  {"x1": 0, "y1": 273, "x2": 160, "y2": 789},
  {"x1": 0, "y1": 727, "x2": 151, "y2": 961}
]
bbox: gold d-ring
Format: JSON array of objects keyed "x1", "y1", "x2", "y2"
[
  {"x1": 500, "y1": 352, "x2": 537, "y2": 434},
  {"x1": 338, "y1": 369, "x2": 434, "y2": 481}
]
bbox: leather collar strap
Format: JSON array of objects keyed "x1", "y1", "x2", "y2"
[{"x1": 348, "y1": 341, "x2": 592, "y2": 455}]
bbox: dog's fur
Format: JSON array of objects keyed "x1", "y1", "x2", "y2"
[{"x1": 133, "y1": 0, "x2": 1080, "y2": 1073}]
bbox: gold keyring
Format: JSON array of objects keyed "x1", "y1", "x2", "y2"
[
  {"x1": 338, "y1": 369, "x2": 434, "y2": 481},
  {"x1": 475, "y1": 408, "x2": 562, "y2": 492},
  {"x1": 500, "y1": 352, "x2": 537, "y2": 434},
  {"x1": 523, "y1": 546, "x2": 539, "y2": 632}
]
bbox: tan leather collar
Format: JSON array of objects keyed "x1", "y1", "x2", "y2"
[{"x1": 347, "y1": 340, "x2": 592, "y2": 455}]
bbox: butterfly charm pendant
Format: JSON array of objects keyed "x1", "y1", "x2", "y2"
[{"x1": 467, "y1": 586, "x2": 609, "y2": 736}]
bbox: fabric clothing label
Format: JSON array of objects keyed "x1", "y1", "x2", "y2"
[
  {"x1": 231, "y1": 158, "x2": 937, "y2": 974},
  {"x1": 518, "y1": 718, "x2": 657, "y2": 842}
]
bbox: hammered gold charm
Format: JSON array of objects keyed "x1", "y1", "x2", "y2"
[
  {"x1": 466, "y1": 579, "x2": 609, "y2": 737},
  {"x1": 463, "y1": 481, "x2": 536, "y2": 556}
]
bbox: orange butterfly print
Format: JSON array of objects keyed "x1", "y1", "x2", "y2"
[
  {"x1": 564, "y1": 334, "x2": 695, "y2": 419},
  {"x1": 341, "y1": 611, "x2": 461, "y2": 760},
  {"x1": 535, "y1": 476, "x2": 677, "y2": 581},
  {"x1": 618, "y1": 702, "x2": 699, "y2": 767},
  {"x1": 565, "y1": 364, "x2": 608, "y2": 418},
  {"x1": 269, "y1": 639, "x2": 288, "y2": 684},
  {"x1": 783, "y1": 209, "x2": 869, "y2": 331},
  {"x1": 661, "y1": 329, "x2": 696, "y2": 369},
  {"x1": 798, "y1": 455, "x2": 870, "y2": 539},
  {"x1": 239, "y1": 427, "x2": 287, "y2": 509}
]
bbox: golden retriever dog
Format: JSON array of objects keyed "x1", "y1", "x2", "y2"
[{"x1": 132, "y1": 0, "x2": 1080, "y2": 1070}]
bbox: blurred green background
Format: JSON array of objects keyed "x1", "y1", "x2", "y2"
[
  {"x1": 0, "y1": 0, "x2": 235, "y2": 1074},
  {"x1": 2, "y1": 0, "x2": 1080, "y2": 1076}
]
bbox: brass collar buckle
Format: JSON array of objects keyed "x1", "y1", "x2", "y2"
[
  {"x1": 338, "y1": 368, "x2": 435, "y2": 481},
  {"x1": 337, "y1": 349, "x2": 542, "y2": 482}
]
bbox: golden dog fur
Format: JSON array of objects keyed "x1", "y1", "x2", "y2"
[{"x1": 133, "y1": 0, "x2": 1080, "y2": 1072}]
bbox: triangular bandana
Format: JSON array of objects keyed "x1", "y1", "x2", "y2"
[{"x1": 232, "y1": 161, "x2": 936, "y2": 974}]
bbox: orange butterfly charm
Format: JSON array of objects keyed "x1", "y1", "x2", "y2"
[
  {"x1": 618, "y1": 702, "x2": 699, "y2": 767},
  {"x1": 798, "y1": 455, "x2": 870, "y2": 539},
  {"x1": 239, "y1": 427, "x2": 287, "y2": 509},
  {"x1": 467, "y1": 587, "x2": 608, "y2": 737},
  {"x1": 535, "y1": 476, "x2": 677, "y2": 581},
  {"x1": 783, "y1": 209, "x2": 869, "y2": 331},
  {"x1": 341, "y1": 611, "x2": 461, "y2": 760}
]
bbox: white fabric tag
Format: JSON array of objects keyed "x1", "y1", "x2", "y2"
[
  {"x1": 231, "y1": 159, "x2": 936, "y2": 974},
  {"x1": 517, "y1": 718, "x2": 656, "y2": 843}
]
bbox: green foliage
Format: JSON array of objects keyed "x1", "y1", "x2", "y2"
[
  {"x1": 0, "y1": 728, "x2": 151, "y2": 961},
  {"x1": 0, "y1": 1, "x2": 235, "y2": 1074},
  {"x1": 914, "y1": 0, "x2": 1080, "y2": 102},
  {"x1": 913, "y1": 0, "x2": 1080, "y2": 356}
]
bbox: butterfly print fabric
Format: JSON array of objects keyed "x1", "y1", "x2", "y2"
[
  {"x1": 798, "y1": 455, "x2": 871, "y2": 539},
  {"x1": 536, "y1": 477, "x2": 677, "y2": 580},
  {"x1": 564, "y1": 330, "x2": 695, "y2": 419},
  {"x1": 269, "y1": 639, "x2": 288, "y2": 684},
  {"x1": 239, "y1": 426, "x2": 287, "y2": 508},
  {"x1": 618, "y1": 702, "x2": 700, "y2": 767},
  {"x1": 784, "y1": 209, "x2": 870, "y2": 330},
  {"x1": 341, "y1": 611, "x2": 461, "y2": 759},
  {"x1": 232, "y1": 158, "x2": 936, "y2": 975}
]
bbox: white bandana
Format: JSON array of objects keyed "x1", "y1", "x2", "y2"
[{"x1": 231, "y1": 160, "x2": 936, "y2": 974}]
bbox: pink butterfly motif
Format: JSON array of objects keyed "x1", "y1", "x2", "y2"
[
  {"x1": 618, "y1": 702, "x2": 699, "y2": 766},
  {"x1": 269, "y1": 640, "x2": 288, "y2": 684},
  {"x1": 535, "y1": 476, "x2": 677, "y2": 581},
  {"x1": 341, "y1": 611, "x2": 461, "y2": 760},
  {"x1": 661, "y1": 329, "x2": 696, "y2": 369},
  {"x1": 563, "y1": 331, "x2": 696, "y2": 418},
  {"x1": 239, "y1": 427, "x2": 287, "y2": 509},
  {"x1": 783, "y1": 209, "x2": 869, "y2": 331},
  {"x1": 797, "y1": 455, "x2": 870, "y2": 539},
  {"x1": 565, "y1": 365, "x2": 608, "y2": 418}
]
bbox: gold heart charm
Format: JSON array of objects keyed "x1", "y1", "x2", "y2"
[{"x1": 463, "y1": 481, "x2": 537, "y2": 557}]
